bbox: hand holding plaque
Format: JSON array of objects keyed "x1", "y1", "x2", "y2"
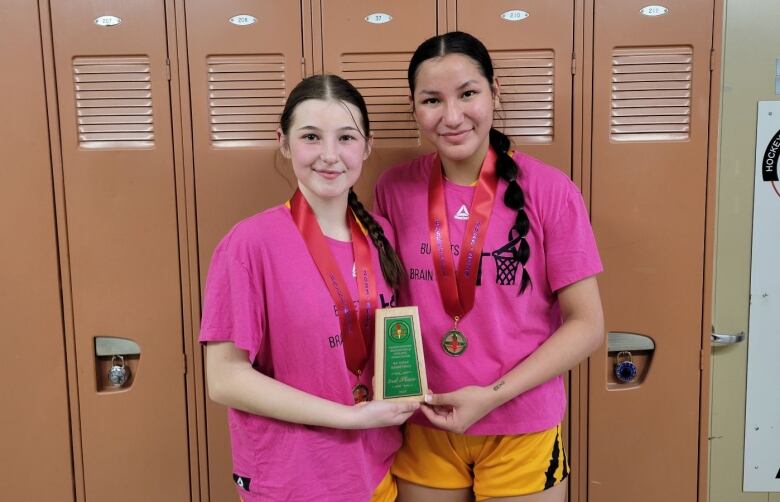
[{"x1": 374, "y1": 307, "x2": 428, "y2": 401}]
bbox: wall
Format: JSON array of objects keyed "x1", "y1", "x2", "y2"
[{"x1": 710, "y1": 0, "x2": 780, "y2": 500}]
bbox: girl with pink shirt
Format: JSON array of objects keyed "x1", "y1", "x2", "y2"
[
  {"x1": 374, "y1": 32, "x2": 605, "y2": 502},
  {"x1": 200, "y1": 75, "x2": 418, "y2": 502}
]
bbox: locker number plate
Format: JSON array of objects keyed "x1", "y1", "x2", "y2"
[
  {"x1": 500, "y1": 10, "x2": 530, "y2": 22},
  {"x1": 94, "y1": 16, "x2": 122, "y2": 27},
  {"x1": 365, "y1": 13, "x2": 392, "y2": 24},
  {"x1": 640, "y1": 5, "x2": 669, "y2": 16},
  {"x1": 229, "y1": 15, "x2": 257, "y2": 26}
]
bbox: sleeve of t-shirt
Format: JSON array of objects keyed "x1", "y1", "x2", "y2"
[
  {"x1": 373, "y1": 174, "x2": 391, "y2": 220},
  {"x1": 199, "y1": 233, "x2": 265, "y2": 364},
  {"x1": 543, "y1": 182, "x2": 603, "y2": 292}
]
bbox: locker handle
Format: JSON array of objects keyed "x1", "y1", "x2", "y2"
[{"x1": 711, "y1": 330, "x2": 745, "y2": 345}]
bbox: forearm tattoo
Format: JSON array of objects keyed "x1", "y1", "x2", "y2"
[{"x1": 492, "y1": 380, "x2": 506, "y2": 392}]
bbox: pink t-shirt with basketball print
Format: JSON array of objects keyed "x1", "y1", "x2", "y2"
[
  {"x1": 199, "y1": 205, "x2": 400, "y2": 502},
  {"x1": 375, "y1": 151, "x2": 603, "y2": 436}
]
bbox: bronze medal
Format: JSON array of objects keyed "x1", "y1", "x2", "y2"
[
  {"x1": 441, "y1": 329, "x2": 468, "y2": 356},
  {"x1": 352, "y1": 384, "x2": 369, "y2": 403}
]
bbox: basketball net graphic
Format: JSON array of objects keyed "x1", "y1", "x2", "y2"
[{"x1": 491, "y1": 232, "x2": 523, "y2": 286}]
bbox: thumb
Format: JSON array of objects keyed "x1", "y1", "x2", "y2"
[
  {"x1": 397, "y1": 399, "x2": 420, "y2": 413},
  {"x1": 424, "y1": 391, "x2": 453, "y2": 406}
]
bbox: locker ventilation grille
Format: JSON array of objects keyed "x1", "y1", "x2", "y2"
[
  {"x1": 340, "y1": 53, "x2": 418, "y2": 146},
  {"x1": 207, "y1": 54, "x2": 286, "y2": 147},
  {"x1": 73, "y1": 56, "x2": 155, "y2": 148},
  {"x1": 611, "y1": 47, "x2": 692, "y2": 142},
  {"x1": 491, "y1": 50, "x2": 554, "y2": 144}
]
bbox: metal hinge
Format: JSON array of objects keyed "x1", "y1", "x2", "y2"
[
  {"x1": 301, "y1": 57, "x2": 306, "y2": 76},
  {"x1": 166, "y1": 58, "x2": 171, "y2": 81},
  {"x1": 571, "y1": 54, "x2": 576, "y2": 75}
]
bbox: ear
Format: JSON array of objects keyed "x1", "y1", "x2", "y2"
[
  {"x1": 408, "y1": 93, "x2": 417, "y2": 118},
  {"x1": 277, "y1": 128, "x2": 291, "y2": 159},
  {"x1": 492, "y1": 78, "x2": 501, "y2": 107},
  {"x1": 364, "y1": 132, "x2": 374, "y2": 160}
]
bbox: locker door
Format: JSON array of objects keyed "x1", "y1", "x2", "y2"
[
  {"x1": 588, "y1": 1, "x2": 713, "y2": 500},
  {"x1": 48, "y1": 1, "x2": 190, "y2": 500},
  {"x1": 455, "y1": 0, "x2": 575, "y2": 175},
  {"x1": 317, "y1": 0, "x2": 440, "y2": 202},
  {"x1": 182, "y1": 2, "x2": 305, "y2": 499},
  {"x1": 0, "y1": 1, "x2": 73, "y2": 499}
]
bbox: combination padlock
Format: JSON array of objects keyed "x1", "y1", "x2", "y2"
[
  {"x1": 108, "y1": 355, "x2": 130, "y2": 387},
  {"x1": 614, "y1": 351, "x2": 638, "y2": 383}
]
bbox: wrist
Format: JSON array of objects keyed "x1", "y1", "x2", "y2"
[{"x1": 486, "y1": 379, "x2": 511, "y2": 408}]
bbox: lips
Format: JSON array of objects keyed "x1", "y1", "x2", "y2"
[
  {"x1": 313, "y1": 167, "x2": 344, "y2": 180},
  {"x1": 439, "y1": 129, "x2": 472, "y2": 143}
]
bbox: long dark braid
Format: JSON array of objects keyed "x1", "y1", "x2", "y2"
[
  {"x1": 489, "y1": 128, "x2": 531, "y2": 293},
  {"x1": 348, "y1": 189, "x2": 405, "y2": 289},
  {"x1": 409, "y1": 31, "x2": 532, "y2": 294}
]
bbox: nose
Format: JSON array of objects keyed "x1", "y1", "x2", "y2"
[
  {"x1": 443, "y1": 100, "x2": 464, "y2": 128},
  {"x1": 320, "y1": 138, "x2": 338, "y2": 164}
]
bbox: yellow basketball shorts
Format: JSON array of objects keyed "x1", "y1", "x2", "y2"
[
  {"x1": 392, "y1": 423, "x2": 569, "y2": 501},
  {"x1": 239, "y1": 469, "x2": 395, "y2": 502},
  {"x1": 370, "y1": 470, "x2": 397, "y2": 502}
]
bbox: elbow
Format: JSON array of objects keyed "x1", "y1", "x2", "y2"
[
  {"x1": 206, "y1": 373, "x2": 230, "y2": 406},
  {"x1": 588, "y1": 314, "x2": 606, "y2": 356}
]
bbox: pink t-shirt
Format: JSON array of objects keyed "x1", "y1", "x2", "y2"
[
  {"x1": 199, "y1": 205, "x2": 401, "y2": 502},
  {"x1": 375, "y1": 151, "x2": 602, "y2": 435}
]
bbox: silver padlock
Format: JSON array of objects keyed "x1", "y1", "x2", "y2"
[{"x1": 108, "y1": 355, "x2": 130, "y2": 387}]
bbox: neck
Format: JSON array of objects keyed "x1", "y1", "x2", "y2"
[
  {"x1": 440, "y1": 140, "x2": 490, "y2": 185},
  {"x1": 298, "y1": 186, "x2": 351, "y2": 241}
]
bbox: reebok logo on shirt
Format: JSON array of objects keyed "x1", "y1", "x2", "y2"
[
  {"x1": 454, "y1": 204, "x2": 470, "y2": 220},
  {"x1": 233, "y1": 474, "x2": 251, "y2": 491}
]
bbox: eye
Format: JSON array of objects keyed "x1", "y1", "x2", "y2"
[
  {"x1": 339, "y1": 134, "x2": 358, "y2": 142},
  {"x1": 462, "y1": 89, "x2": 478, "y2": 99},
  {"x1": 301, "y1": 133, "x2": 319, "y2": 141},
  {"x1": 421, "y1": 97, "x2": 439, "y2": 105}
]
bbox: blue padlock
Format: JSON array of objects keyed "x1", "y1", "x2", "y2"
[{"x1": 614, "y1": 351, "x2": 638, "y2": 383}]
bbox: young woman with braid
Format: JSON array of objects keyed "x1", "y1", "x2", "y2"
[
  {"x1": 200, "y1": 75, "x2": 418, "y2": 502},
  {"x1": 374, "y1": 32, "x2": 605, "y2": 502}
]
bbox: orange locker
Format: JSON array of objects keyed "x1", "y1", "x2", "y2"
[
  {"x1": 586, "y1": 0, "x2": 715, "y2": 500},
  {"x1": 47, "y1": 0, "x2": 190, "y2": 499},
  {"x1": 0, "y1": 1, "x2": 74, "y2": 499},
  {"x1": 181, "y1": 1, "x2": 307, "y2": 499},
  {"x1": 453, "y1": 0, "x2": 575, "y2": 176},
  {"x1": 315, "y1": 0, "x2": 441, "y2": 202}
]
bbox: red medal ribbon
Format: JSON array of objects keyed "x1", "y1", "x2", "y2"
[
  {"x1": 428, "y1": 148, "x2": 499, "y2": 321},
  {"x1": 289, "y1": 190, "x2": 378, "y2": 377}
]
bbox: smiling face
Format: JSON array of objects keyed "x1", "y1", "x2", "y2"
[
  {"x1": 411, "y1": 53, "x2": 499, "y2": 174},
  {"x1": 279, "y1": 98, "x2": 371, "y2": 205}
]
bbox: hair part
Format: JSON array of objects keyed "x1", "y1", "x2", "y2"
[
  {"x1": 280, "y1": 74, "x2": 405, "y2": 289},
  {"x1": 408, "y1": 32, "x2": 532, "y2": 293}
]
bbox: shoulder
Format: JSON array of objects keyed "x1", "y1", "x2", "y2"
[
  {"x1": 376, "y1": 152, "x2": 435, "y2": 192},
  {"x1": 215, "y1": 205, "x2": 295, "y2": 260},
  {"x1": 511, "y1": 151, "x2": 577, "y2": 194}
]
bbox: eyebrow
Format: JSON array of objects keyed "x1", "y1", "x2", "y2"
[
  {"x1": 419, "y1": 79, "x2": 480, "y2": 95},
  {"x1": 296, "y1": 125, "x2": 361, "y2": 132}
]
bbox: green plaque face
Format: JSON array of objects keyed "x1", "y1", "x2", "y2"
[{"x1": 382, "y1": 315, "x2": 423, "y2": 398}]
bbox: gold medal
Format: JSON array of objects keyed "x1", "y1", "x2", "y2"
[
  {"x1": 352, "y1": 384, "x2": 369, "y2": 403},
  {"x1": 442, "y1": 329, "x2": 467, "y2": 356}
]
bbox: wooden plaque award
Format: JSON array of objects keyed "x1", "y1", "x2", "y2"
[{"x1": 374, "y1": 306, "x2": 428, "y2": 401}]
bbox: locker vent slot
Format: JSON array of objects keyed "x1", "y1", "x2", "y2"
[
  {"x1": 611, "y1": 47, "x2": 692, "y2": 142},
  {"x1": 491, "y1": 50, "x2": 555, "y2": 144},
  {"x1": 340, "y1": 52, "x2": 418, "y2": 145},
  {"x1": 74, "y1": 56, "x2": 155, "y2": 149},
  {"x1": 207, "y1": 54, "x2": 286, "y2": 147}
]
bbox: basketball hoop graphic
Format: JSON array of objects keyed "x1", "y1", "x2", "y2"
[{"x1": 491, "y1": 232, "x2": 522, "y2": 286}]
